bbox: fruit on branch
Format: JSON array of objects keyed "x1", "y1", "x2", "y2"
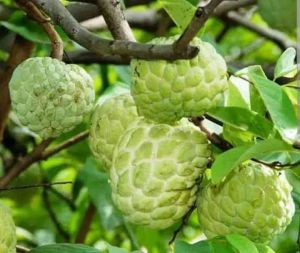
[
  {"x1": 110, "y1": 118, "x2": 210, "y2": 229},
  {"x1": 131, "y1": 36, "x2": 228, "y2": 123},
  {"x1": 0, "y1": 204, "x2": 16, "y2": 253},
  {"x1": 258, "y1": 0, "x2": 296, "y2": 33},
  {"x1": 89, "y1": 92, "x2": 139, "y2": 169},
  {"x1": 9, "y1": 57, "x2": 95, "y2": 139},
  {"x1": 197, "y1": 162, "x2": 295, "y2": 243}
]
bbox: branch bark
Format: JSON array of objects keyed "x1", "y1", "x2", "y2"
[
  {"x1": 0, "y1": 36, "x2": 34, "y2": 143},
  {"x1": 30, "y1": 0, "x2": 198, "y2": 60},
  {"x1": 96, "y1": 0, "x2": 135, "y2": 41}
]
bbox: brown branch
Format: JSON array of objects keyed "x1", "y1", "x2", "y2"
[
  {"x1": 0, "y1": 181, "x2": 72, "y2": 192},
  {"x1": 42, "y1": 187, "x2": 70, "y2": 241},
  {"x1": 0, "y1": 36, "x2": 34, "y2": 143},
  {"x1": 223, "y1": 11, "x2": 296, "y2": 50},
  {"x1": 16, "y1": 0, "x2": 63, "y2": 60},
  {"x1": 42, "y1": 130, "x2": 89, "y2": 159},
  {"x1": 0, "y1": 139, "x2": 52, "y2": 188},
  {"x1": 214, "y1": 0, "x2": 256, "y2": 16},
  {"x1": 30, "y1": 0, "x2": 198, "y2": 60},
  {"x1": 75, "y1": 203, "x2": 96, "y2": 243},
  {"x1": 174, "y1": 0, "x2": 227, "y2": 51},
  {"x1": 96, "y1": 0, "x2": 135, "y2": 41}
]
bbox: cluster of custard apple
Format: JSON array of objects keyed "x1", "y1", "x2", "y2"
[
  {"x1": 0, "y1": 204, "x2": 16, "y2": 253},
  {"x1": 9, "y1": 37, "x2": 295, "y2": 243}
]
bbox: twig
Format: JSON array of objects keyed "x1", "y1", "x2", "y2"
[
  {"x1": 30, "y1": 0, "x2": 199, "y2": 60},
  {"x1": 214, "y1": 0, "x2": 256, "y2": 16},
  {"x1": 42, "y1": 130, "x2": 89, "y2": 159},
  {"x1": 42, "y1": 187, "x2": 70, "y2": 241},
  {"x1": 96, "y1": 0, "x2": 135, "y2": 41},
  {"x1": 48, "y1": 186, "x2": 76, "y2": 211},
  {"x1": 0, "y1": 181, "x2": 72, "y2": 192},
  {"x1": 174, "y1": 0, "x2": 226, "y2": 51},
  {"x1": 16, "y1": 246, "x2": 30, "y2": 253},
  {"x1": 169, "y1": 205, "x2": 196, "y2": 245},
  {"x1": 224, "y1": 11, "x2": 296, "y2": 50},
  {"x1": 0, "y1": 36, "x2": 34, "y2": 143},
  {"x1": 16, "y1": 0, "x2": 63, "y2": 60},
  {"x1": 0, "y1": 130, "x2": 88, "y2": 188},
  {"x1": 75, "y1": 203, "x2": 96, "y2": 243},
  {"x1": 0, "y1": 139, "x2": 52, "y2": 188}
]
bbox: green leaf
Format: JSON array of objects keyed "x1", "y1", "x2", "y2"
[
  {"x1": 227, "y1": 81, "x2": 249, "y2": 109},
  {"x1": 78, "y1": 158, "x2": 123, "y2": 229},
  {"x1": 274, "y1": 48, "x2": 297, "y2": 80},
  {"x1": 226, "y1": 234, "x2": 258, "y2": 253},
  {"x1": 29, "y1": 244, "x2": 101, "y2": 253},
  {"x1": 210, "y1": 239, "x2": 237, "y2": 253},
  {"x1": 255, "y1": 244, "x2": 275, "y2": 253},
  {"x1": 211, "y1": 139, "x2": 293, "y2": 184},
  {"x1": 160, "y1": 0, "x2": 195, "y2": 30},
  {"x1": 174, "y1": 240, "x2": 211, "y2": 253},
  {"x1": 107, "y1": 245, "x2": 142, "y2": 253},
  {"x1": 249, "y1": 73, "x2": 298, "y2": 142},
  {"x1": 209, "y1": 107, "x2": 274, "y2": 139}
]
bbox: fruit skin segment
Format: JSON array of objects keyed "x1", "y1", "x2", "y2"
[
  {"x1": 110, "y1": 119, "x2": 211, "y2": 229},
  {"x1": 89, "y1": 93, "x2": 139, "y2": 169},
  {"x1": 0, "y1": 204, "x2": 16, "y2": 253},
  {"x1": 9, "y1": 57, "x2": 95, "y2": 139},
  {"x1": 131, "y1": 36, "x2": 228, "y2": 123},
  {"x1": 197, "y1": 162, "x2": 295, "y2": 243}
]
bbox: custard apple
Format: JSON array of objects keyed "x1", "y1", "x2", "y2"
[
  {"x1": 9, "y1": 57, "x2": 95, "y2": 139},
  {"x1": 131, "y1": 36, "x2": 228, "y2": 123},
  {"x1": 197, "y1": 162, "x2": 295, "y2": 243},
  {"x1": 89, "y1": 93, "x2": 139, "y2": 169},
  {"x1": 110, "y1": 118, "x2": 211, "y2": 229},
  {"x1": 0, "y1": 204, "x2": 16, "y2": 253}
]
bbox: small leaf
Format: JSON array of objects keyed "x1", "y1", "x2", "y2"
[
  {"x1": 249, "y1": 73, "x2": 298, "y2": 142},
  {"x1": 209, "y1": 107, "x2": 274, "y2": 139},
  {"x1": 174, "y1": 240, "x2": 211, "y2": 253},
  {"x1": 78, "y1": 158, "x2": 123, "y2": 229},
  {"x1": 274, "y1": 48, "x2": 297, "y2": 80},
  {"x1": 226, "y1": 234, "x2": 258, "y2": 253},
  {"x1": 107, "y1": 245, "x2": 142, "y2": 253},
  {"x1": 30, "y1": 244, "x2": 100, "y2": 253},
  {"x1": 160, "y1": 0, "x2": 196, "y2": 30},
  {"x1": 210, "y1": 239, "x2": 236, "y2": 253},
  {"x1": 211, "y1": 139, "x2": 294, "y2": 184}
]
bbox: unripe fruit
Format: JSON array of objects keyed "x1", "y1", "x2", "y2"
[
  {"x1": 131, "y1": 36, "x2": 228, "y2": 123},
  {"x1": 89, "y1": 93, "x2": 139, "y2": 169},
  {"x1": 9, "y1": 57, "x2": 95, "y2": 139},
  {"x1": 110, "y1": 119, "x2": 211, "y2": 229},
  {"x1": 0, "y1": 204, "x2": 16, "y2": 253},
  {"x1": 197, "y1": 162, "x2": 295, "y2": 243}
]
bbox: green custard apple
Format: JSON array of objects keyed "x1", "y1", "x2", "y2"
[
  {"x1": 9, "y1": 57, "x2": 95, "y2": 139},
  {"x1": 131, "y1": 36, "x2": 228, "y2": 123},
  {"x1": 110, "y1": 118, "x2": 211, "y2": 229},
  {"x1": 197, "y1": 161, "x2": 295, "y2": 243},
  {"x1": 0, "y1": 204, "x2": 16, "y2": 253},
  {"x1": 89, "y1": 93, "x2": 140, "y2": 169}
]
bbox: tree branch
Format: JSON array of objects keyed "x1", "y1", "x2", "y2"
[
  {"x1": 96, "y1": 0, "x2": 135, "y2": 41},
  {"x1": 30, "y1": 0, "x2": 198, "y2": 60},
  {"x1": 0, "y1": 36, "x2": 34, "y2": 143},
  {"x1": 214, "y1": 0, "x2": 256, "y2": 16},
  {"x1": 174, "y1": 0, "x2": 227, "y2": 51},
  {"x1": 17, "y1": 0, "x2": 64, "y2": 60},
  {"x1": 223, "y1": 11, "x2": 296, "y2": 50},
  {"x1": 75, "y1": 203, "x2": 96, "y2": 243}
]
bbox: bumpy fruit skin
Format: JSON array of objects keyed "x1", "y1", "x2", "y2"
[
  {"x1": 89, "y1": 93, "x2": 139, "y2": 169},
  {"x1": 131, "y1": 36, "x2": 228, "y2": 123},
  {"x1": 9, "y1": 57, "x2": 95, "y2": 139},
  {"x1": 110, "y1": 119, "x2": 210, "y2": 229},
  {"x1": 197, "y1": 162, "x2": 295, "y2": 243},
  {"x1": 0, "y1": 204, "x2": 16, "y2": 253}
]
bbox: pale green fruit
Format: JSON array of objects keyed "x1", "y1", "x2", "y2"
[
  {"x1": 131, "y1": 36, "x2": 228, "y2": 123},
  {"x1": 9, "y1": 57, "x2": 95, "y2": 139},
  {"x1": 89, "y1": 93, "x2": 139, "y2": 169},
  {"x1": 197, "y1": 162, "x2": 295, "y2": 243},
  {"x1": 0, "y1": 204, "x2": 16, "y2": 253},
  {"x1": 110, "y1": 119, "x2": 211, "y2": 229}
]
